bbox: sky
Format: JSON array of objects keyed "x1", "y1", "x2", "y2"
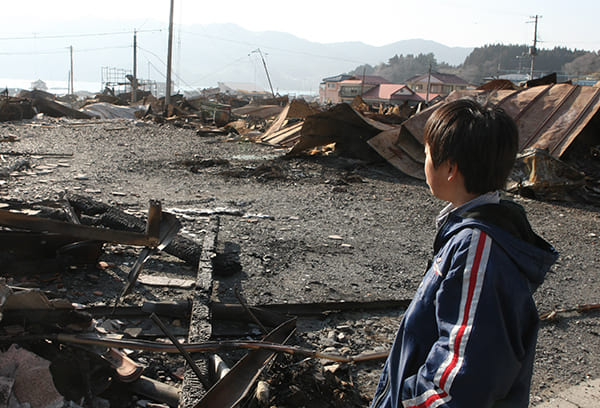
[
  {"x1": 3, "y1": 0, "x2": 599, "y2": 51},
  {"x1": 1, "y1": 0, "x2": 598, "y2": 93}
]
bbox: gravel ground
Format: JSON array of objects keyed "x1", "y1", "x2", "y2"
[{"x1": 1, "y1": 116, "x2": 599, "y2": 407}]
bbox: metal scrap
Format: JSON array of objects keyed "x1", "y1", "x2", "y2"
[
  {"x1": 288, "y1": 102, "x2": 394, "y2": 161},
  {"x1": 508, "y1": 148, "x2": 586, "y2": 199},
  {"x1": 368, "y1": 83, "x2": 600, "y2": 199}
]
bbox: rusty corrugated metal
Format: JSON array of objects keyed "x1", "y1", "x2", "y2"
[
  {"x1": 289, "y1": 103, "x2": 394, "y2": 161},
  {"x1": 368, "y1": 83, "x2": 600, "y2": 179}
]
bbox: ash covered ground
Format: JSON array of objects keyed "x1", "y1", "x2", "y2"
[{"x1": 1, "y1": 116, "x2": 599, "y2": 407}]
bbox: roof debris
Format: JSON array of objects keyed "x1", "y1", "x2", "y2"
[{"x1": 1, "y1": 73, "x2": 599, "y2": 407}]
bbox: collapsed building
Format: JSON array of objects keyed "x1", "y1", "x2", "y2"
[{"x1": 0, "y1": 75, "x2": 599, "y2": 407}]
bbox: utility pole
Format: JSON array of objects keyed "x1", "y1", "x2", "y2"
[
  {"x1": 528, "y1": 15, "x2": 541, "y2": 80},
  {"x1": 251, "y1": 49, "x2": 275, "y2": 99},
  {"x1": 425, "y1": 63, "x2": 432, "y2": 104},
  {"x1": 361, "y1": 66, "x2": 366, "y2": 96},
  {"x1": 165, "y1": 0, "x2": 174, "y2": 108},
  {"x1": 132, "y1": 29, "x2": 137, "y2": 103},
  {"x1": 69, "y1": 46, "x2": 74, "y2": 95}
]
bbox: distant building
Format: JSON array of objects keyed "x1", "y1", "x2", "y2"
[
  {"x1": 319, "y1": 74, "x2": 353, "y2": 104},
  {"x1": 319, "y1": 73, "x2": 446, "y2": 109},
  {"x1": 336, "y1": 75, "x2": 390, "y2": 104},
  {"x1": 405, "y1": 72, "x2": 471, "y2": 97},
  {"x1": 361, "y1": 84, "x2": 425, "y2": 106},
  {"x1": 319, "y1": 74, "x2": 392, "y2": 104},
  {"x1": 31, "y1": 79, "x2": 48, "y2": 91}
]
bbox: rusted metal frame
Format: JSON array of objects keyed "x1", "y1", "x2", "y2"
[
  {"x1": 211, "y1": 303, "x2": 290, "y2": 328},
  {"x1": 5, "y1": 332, "x2": 389, "y2": 363},
  {"x1": 234, "y1": 284, "x2": 268, "y2": 334},
  {"x1": 145, "y1": 200, "x2": 162, "y2": 238},
  {"x1": 523, "y1": 85, "x2": 579, "y2": 150},
  {"x1": 254, "y1": 298, "x2": 412, "y2": 316},
  {"x1": 550, "y1": 87, "x2": 600, "y2": 157},
  {"x1": 109, "y1": 212, "x2": 181, "y2": 313},
  {"x1": 119, "y1": 211, "x2": 181, "y2": 297},
  {"x1": 150, "y1": 312, "x2": 211, "y2": 389},
  {"x1": 0, "y1": 205, "x2": 161, "y2": 247},
  {"x1": 91, "y1": 298, "x2": 409, "y2": 324},
  {"x1": 193, "y1": 319, "x2": 296, "y2": 408}
]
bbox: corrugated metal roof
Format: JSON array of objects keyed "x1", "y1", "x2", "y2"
[
  {"x1": 321, "y1": 74, "x2": 353, "y2": 82},
  {"x1": 406, "y1": 72, "x2": 470, "y2": 86},
  {"x1": 367, "y1": 83, "x2": 600, "y2": 180},
  {"x1": 350, "y1": 75, "x2": 390, "y2": 85}
]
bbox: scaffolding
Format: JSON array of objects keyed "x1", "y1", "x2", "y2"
[{"x1": 101, "y1": 67, "x2": 158, "y2": 98}]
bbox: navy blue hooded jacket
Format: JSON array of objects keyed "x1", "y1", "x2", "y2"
[{"x1": 371, "y1": 200, "x2": 558, "y2": 408}]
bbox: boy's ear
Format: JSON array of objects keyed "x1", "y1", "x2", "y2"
[{"x1": 446, "y1": 161, "x2": 459, "y2": 181}]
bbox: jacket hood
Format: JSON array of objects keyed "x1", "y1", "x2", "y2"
[{"x1": 435, "y1": 200, "x2": 559, "y2": 291}]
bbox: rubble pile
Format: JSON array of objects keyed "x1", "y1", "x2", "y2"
[{"x1": 0, "y1": 76, "x2": 599, "y2": 407}]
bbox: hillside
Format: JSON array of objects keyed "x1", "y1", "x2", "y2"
[
  {"x1": 353, "y1": 44, "x2": 597, "y2": 86},
  {"x1": 2, "y1": 20, "x2": 472, "y2": 93}
]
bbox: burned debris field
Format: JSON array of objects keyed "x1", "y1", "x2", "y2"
[{"x1": 1, "y1": 87, "x2": 600, "y2": 407}]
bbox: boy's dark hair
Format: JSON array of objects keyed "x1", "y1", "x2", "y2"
[{"x1": 424, "y1": 98, "x2": 518, "y2": 194}]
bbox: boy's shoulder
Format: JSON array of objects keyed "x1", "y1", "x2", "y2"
[{"x1": 461, "y1": 200, "x2": 538, "y2": 245}]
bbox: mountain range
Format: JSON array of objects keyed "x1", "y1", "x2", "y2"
[{"x1": 2, "y1": 20, "x2": 473, "y2": 93}]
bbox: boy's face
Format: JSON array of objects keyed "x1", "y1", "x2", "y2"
[{"x1": 424, "y1": 143, "x2": 452, "y2": 202}]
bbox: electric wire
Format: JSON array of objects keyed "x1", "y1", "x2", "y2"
[
  {"x1": 138, "y1": 48, "x2": 196, "y2": 91},
  {"x1": 0, "y1": 45, "x2": 131, "y2": 56},
  {"x1": 179, "y1": 29, "x2": 369, "y2": 65},
  {"x1": 0, "y1": 29, "x2": 162, "y2": 41}
]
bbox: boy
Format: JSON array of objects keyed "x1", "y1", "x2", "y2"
[{"x1": 370, "y1": 99, "x2": 559, "y2": 408}]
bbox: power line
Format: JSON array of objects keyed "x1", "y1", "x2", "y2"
[
  {"x1": 185, "y1": 55, "x2": 253, "y2": 88},
  {"x1": 0, "y1": 29, "x2": 162, "y2": 41},
  {"x1": 138, "y1": 47, "x2": 195, "y2": 91},
  {"x1": 179, "y1": 29, "x2": 369, "y2": 65},
  {"x1": 0, "y1": 45, "x2": 131, "y2": 56}
]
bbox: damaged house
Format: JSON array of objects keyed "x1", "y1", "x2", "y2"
[{"x1": 367, "y1": 82, "x2": 600, "y2": 201}]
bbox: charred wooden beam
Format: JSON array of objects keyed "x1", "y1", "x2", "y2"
[
  {"x1": 0, "y1": 208, "x2": 160, "y2": 247},
  {"x1": 180, "y1": 216, "x2": 218, "y2": 407},
  {"x1": 68, "y1": 194, "x2": 202, "y2": 265}
]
